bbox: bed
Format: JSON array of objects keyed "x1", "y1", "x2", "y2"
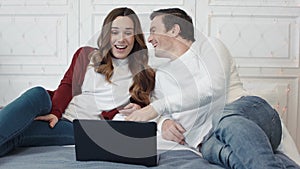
[
  {"x1": 0, "y1": 146, "x2": 297, "y2": 169},
  {"x1": 0, "y1": 147, "x2": 224, "y2": 169},
  {"x1": 0, "y1": 121, "x2": 299, "y2": 169}
]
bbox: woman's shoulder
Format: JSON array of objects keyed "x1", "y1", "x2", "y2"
[
  {"x1": 75, "y1": 46, "x2": 97, "y2": 54},
  {"x1": 72, "y1": 46, "x2": 98, "y2": 62}
]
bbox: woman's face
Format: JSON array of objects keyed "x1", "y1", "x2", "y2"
[{"x1": 110, "y1": 16, "x2": 135, "y2": 59}]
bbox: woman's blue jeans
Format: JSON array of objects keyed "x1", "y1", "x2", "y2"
[
  {"x1": 200, "y1": 96, "x2": 300, "y2": 169},
  {"x1": 0, "y1": 86, "x2": 74, "y2": 157}
]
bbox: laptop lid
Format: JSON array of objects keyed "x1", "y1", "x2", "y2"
[{"x1": 73, "y1": 119, "x2": 158, "y2": 167}]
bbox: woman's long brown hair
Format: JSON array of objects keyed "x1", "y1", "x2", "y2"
[{"x1": 89, "y1": 7, "x2": 155, "y2": 106}]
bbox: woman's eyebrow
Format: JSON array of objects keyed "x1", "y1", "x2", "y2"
[
  {"x1": 125, "y1": 27, "x2": 134, "y2": 30},
  {"x1": 111, "y1": 27, "x2": 134, "y2": 30}
]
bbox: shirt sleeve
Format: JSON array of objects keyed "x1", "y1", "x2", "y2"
[
  {"x1": 49, "y1": 46, "x2": 95, "y2": 118},
  {"x1": 150, "y1": 37, "x2": 230, "y2": 116}
]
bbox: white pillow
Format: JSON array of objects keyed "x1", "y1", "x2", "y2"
[{"x1": 277, "y1": 120, "x2": 300, "y2": 165}]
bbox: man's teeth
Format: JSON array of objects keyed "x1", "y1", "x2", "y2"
[{"x1": 115, "y1": 45, "x2": 127, "y2": 49}]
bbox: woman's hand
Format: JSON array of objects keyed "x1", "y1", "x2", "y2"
[
  {"x1": 118, "y1": 103, "x2": 141, "y2": 116},
  {"x1": 125, "y1": 105, "x2": 158, "y2": 121},
  {"x1": 35, "y1": 114, "x2": 58, "y2": 128}
]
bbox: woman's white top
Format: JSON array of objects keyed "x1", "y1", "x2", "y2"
[{"x1": 63, "y1": 58, "x2": 132, "y2": 121}]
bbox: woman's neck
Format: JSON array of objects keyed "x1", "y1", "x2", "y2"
[{"x1": 112, "y1": 57, "x2": 129, "y2": 66}]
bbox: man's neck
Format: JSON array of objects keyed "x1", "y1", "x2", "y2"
[{"x1": 170, "y1": 39, "x2": 193, "y2": 60}]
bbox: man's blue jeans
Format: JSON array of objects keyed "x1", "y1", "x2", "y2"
[
  {"x1": 201, "y1": 96, "x2": 300, "y2": 169},
  {"x1": 0, "y1": 86, "x2": 74, "y2": 157}
]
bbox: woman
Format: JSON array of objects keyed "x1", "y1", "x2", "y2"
[{"x1": 0, "y1": 7, "x2": 155, "y2": 157}]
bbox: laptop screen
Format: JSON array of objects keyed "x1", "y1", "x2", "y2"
[{"x1": 73, "y1": 119, "x2": 158, "y2": 166}]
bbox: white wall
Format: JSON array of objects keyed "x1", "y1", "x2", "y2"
[
  {"x1": 196, "y1": 0, "x2": 300, "y2": 151},
  {"x1": 0, "y1": 0, "x2": 80, "y2": 101},
  {"x1": 0, "y1": 0, "x2": 299, "y2": 151}
]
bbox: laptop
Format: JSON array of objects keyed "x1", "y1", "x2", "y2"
[{"x1": 73, "y1": 119, "x2": 158, "y2": 167}]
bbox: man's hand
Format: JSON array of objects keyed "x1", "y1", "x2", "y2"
[
  {"x1": 125, "y1": 105, "x2": 158, "y2": 121},
  {"x1": 162, "y1": 119, "x2": 186, "y2": 145},
  {"x1": 118, "y1": 103, "x2": 141, "y2": 116},
  {"x1": 35, "y1": 114, "x2": 58, "y2": 128}
]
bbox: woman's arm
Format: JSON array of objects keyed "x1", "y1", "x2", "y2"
[{"x1": 48, "y1": 47, "x2": 95, "y2": 119}]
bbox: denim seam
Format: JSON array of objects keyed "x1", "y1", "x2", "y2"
[
  {"x1": 0, "y1": 92, "x2": 47, "y2": 145},
  {"x1": 0, "y1": 116, "x2": 35, "y2": 146}
]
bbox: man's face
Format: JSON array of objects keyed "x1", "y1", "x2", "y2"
[{"x1": 148, "y1": 15, "x2": 173, "y2": 58}]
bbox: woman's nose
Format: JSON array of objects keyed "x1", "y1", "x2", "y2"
[{"x1": 117, "y1": 33, "x2": 125, "y2": 42}]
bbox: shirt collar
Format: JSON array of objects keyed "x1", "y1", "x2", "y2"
[{"x1": 112, "y1": 57, "x2": 129, "y2": 67}]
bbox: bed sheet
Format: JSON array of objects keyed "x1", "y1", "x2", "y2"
[
  {"x1": 1, "y1": 146, "x2": 299, "y2": 169},
  {"x1": 0, "y1": 146, "x2": 223, "y2": 169}
]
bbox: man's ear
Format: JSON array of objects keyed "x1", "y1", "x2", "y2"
[{"x1": 171, "y1": 24, "x2": 181, "y2": 37}]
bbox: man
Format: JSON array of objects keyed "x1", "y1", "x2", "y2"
[
  {"x1": 125, "y1": 7, "x2": 228, "y2": 159},
  {"x1": 126, "y1": 8, "x2": 300, "y2": 169}
]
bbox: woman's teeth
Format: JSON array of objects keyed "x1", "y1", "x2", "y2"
[{"x1": 115, "y1": 45, "x2": 127, "y2": 49}]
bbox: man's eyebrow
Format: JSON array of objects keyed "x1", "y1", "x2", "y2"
[{"x1": 150, "y1": 27, "x2": 155, "y2": 32}]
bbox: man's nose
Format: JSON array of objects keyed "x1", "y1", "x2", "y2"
[{"x1": 147, "y1": 34, "x2": 153, "y2": 43}]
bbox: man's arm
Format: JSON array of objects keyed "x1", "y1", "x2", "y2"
[
  {"x1": 127, "y1": 37, "x2": 231, "y2": 123},
  {"x1": 151, "y1": 37, "x2": 230, "y2": 116}
]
